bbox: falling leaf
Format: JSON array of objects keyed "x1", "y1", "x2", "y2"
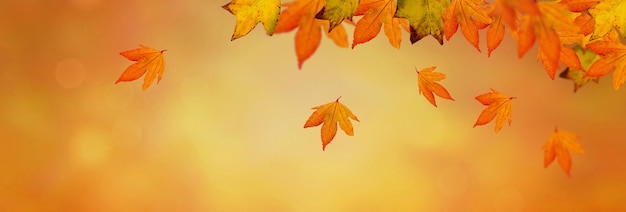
[
  {"x1": 559, "y1": 45, "x2": 600, "y2": 92},
  {"x1": 584, "y1": 29, "x2": 626, "y2": 89},
  {"x1": 588, "y1": 0, "x2": 626, "y2": 40},
  {"x1": 274, "y1": 0, "x2": 348, "y2": 69},
  {"x1": 544, "y1": 127, "x2": 584, "y2": 177},
  {"x1": 222, "y1": 0, "x2": 281, "y2": 41},
  {"x1": 315, "y1": 0, "x2": 359, "y2": 32},
  {"x1": 304, "y1": 97, "x2": 359, "y2": 150},
  {"x1": 394, "y1": 0, "x2": 449, "y2": 44},
  {"x1": 116, "y1": 45, "x2": 166, "y2": 91},
  {"x1": 442, "y1": 0, "x2": 491, "y2": 51},
  {"x1": 352, "y1": 0, "x2": 408, "y2": 49},
  {"x1": 473, "y1": 88, "x2": 515, "y2": 133},
  {"x1": 416, "y1": 66, "x2": 454, "y2": 107}
]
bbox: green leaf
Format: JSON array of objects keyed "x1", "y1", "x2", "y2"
[
  {"x1": 316, "y1": 0, "x2": 360, "y2": 32},
  {"x1": 394, "y1": 0, "x2": 450, "y2": 44}
]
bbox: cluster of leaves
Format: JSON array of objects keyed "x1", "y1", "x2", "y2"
[
  {"x1": 222, "y1": 0, "x2": 626, "y2": 91},
  {"x1": 112, "y1": 0, "x2": 626, "y2": 177}
]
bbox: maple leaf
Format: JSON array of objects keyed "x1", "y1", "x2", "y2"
[
  {"x1": 588, "y1": 0, "x2": 626, "y2": 40},
  {"x1": 473, "y1": 88, "x2": 515, "y2": 133},
  {"x1": 304, "y1": 97, "x2": 360, "y2": 150},
  {"x1": 484, "y1": 0, "x2": 540, "y2": 56},
  {"x1": 559, "y1": 45, "x2": 600, "y2": 92},
  {"x1": 274, "y1": 0, "x2": 348, "y2": 69},
  {"x1": 515, "y1": 1, "x2": 582, "y2": 79},
  {"x1": 222, "y1": 0, "x2": 281, "y2": 41},
  {"x1": 584, "y1": 29, "x2": 626, "y2": 89},
  {"x1": 415, "y1": 66, "x2": 454, "y2": 107},
  {"x1": 394, "y1": 0, "x2": 450, "y2": 44},
  {"x1": 352, "y1": 0, "x2": 409, "y2": 49},
  {"x1": 116, "y1": 45, "x2": 166, "y2": 91},
  {"x1": 442, "y1": 0, "x2": 491, "y2": 52},
  {"x1": 544, "y1": 127, "x2": 584, "y2": 177},
  {"x1": 315, "y1": 0, "x2": 359, "y2": 33}
]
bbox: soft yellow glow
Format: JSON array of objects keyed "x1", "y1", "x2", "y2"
[{"x1": 1, "y1": 1, "x2": 626, "y2": 211}]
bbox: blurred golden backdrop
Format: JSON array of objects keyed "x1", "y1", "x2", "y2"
[{"x1": 1, "y1": 0, "x2": 626, "y2": 211}]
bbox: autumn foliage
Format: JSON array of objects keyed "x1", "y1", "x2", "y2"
[
  {"x1": 473, "y1": 88, "x2": 515, "y2": 133},
  {"x1": 415, "y1": 66, "x2": 454, "y2": 107},
  {"x1": 544, "y1": 128, "x2": 585, "y2": 177},
  {"x1": 221, "y1": 0, "x2": 626, "y2": 94},
  {"x1": 303, "y1": 97, "x2": 360, "y2": 150},
  {"x1": 116, "y1": 45, "x2": 167, "y2": 91},
  {"x1": 109, "y1": 0, "x2": 626, "y2": 176}
]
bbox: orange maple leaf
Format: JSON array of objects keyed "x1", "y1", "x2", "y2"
[
  {"x1": 274, "y1": 0, "x2": 348, "y2": 69},
  {"x1": 515, "y1": 2, "x2": 582, "y2": 79},
  {"x1": 544, "y1": 127, "x2": 584, "y2": 177},
  {"x1": 116, "y1": 45, "x2": 167, "y2": 91},
  {"x1": 473, "y1": 88, "x2": 515, "y2": 133},
  {"x1": 485, "y1": 0, "x2": 539, "y2": 56},
  {"x1": 352, "y1": 0, "x2": 409, "y2": 49},
  {"x1": 416, "y1": 66, "x2": 454, "y2": 107},
  {"x1": 584, "y1": 29, "x2": 626, "y2": 89},
  {"x1": 304, "y1": 97, "x2": 359, "y2": 150},
  {"x1": 442, "y1": 0, "x2": 491, "y2": 52}
]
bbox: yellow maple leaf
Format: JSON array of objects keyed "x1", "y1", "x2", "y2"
[
  {"x1": 588, "y1": 0, "x2": 626, "y2": 40},
  {"x1": 222, "y1": 0, "x2": 281, "y2": 40}
]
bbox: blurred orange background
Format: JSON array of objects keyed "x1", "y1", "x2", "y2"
[{"x1": 1, "y1": 0, "x2": 626, "y2": 211}]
